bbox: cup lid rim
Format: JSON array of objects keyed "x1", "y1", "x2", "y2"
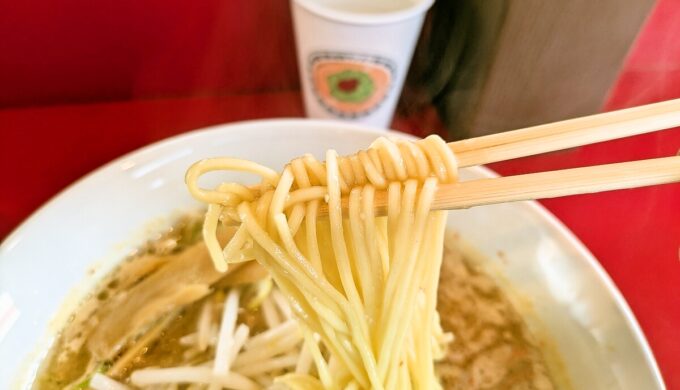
[{"x1": 293, "y1": 0, "x2": 435, "y2": 26}]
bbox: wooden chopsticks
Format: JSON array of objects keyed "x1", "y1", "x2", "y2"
[
  {"x1": 450, "y1": 98, "x2": 680, "y2": 167},
  {"x1": 336, "y1": 156, "x2": 680, "y2": 216},
  {"x1": 320, "y1": 98, "x2": 680, "y2": 217}
]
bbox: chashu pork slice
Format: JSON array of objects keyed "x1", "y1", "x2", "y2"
[{"x1": 87, "y1": 241, "x2": 268, "y2": 359}]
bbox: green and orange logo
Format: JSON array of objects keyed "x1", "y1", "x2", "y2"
[{"x1": 310, "y1": 52, "x2": 395, "y2": 118}]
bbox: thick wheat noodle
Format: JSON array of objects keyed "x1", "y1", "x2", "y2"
[
  {"x1": 242, "y1": 207, "x2": 366, "y2": 383},
  {"x1": 186, "y1": 135, "x2": 458, "y2": 389},
  {"x1": 186, "y1": 158, "x2": 279, "y2": 204},
  {"x1": 241, "y1": 210, "x2": 349, "y2": 335},
  {"x1": 276, "y1": 167, "x2": 373, "y2": 385}
]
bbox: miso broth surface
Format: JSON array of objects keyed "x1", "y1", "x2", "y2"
[{"x1": 35, "y1": 220, "x2": 558, "y2": 390}]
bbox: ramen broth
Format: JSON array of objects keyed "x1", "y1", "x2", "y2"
[{"x1": 34, "y1": 217, "x2": 556, "y2": 389}]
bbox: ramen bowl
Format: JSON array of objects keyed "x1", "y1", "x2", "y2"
[{"x1": 0, "y1": 120, "x2": 663, "y2": 389}]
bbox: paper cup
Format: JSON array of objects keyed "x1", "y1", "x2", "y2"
[{"x1": 292, "y1": 0, "x2": 434, "y2": 128}]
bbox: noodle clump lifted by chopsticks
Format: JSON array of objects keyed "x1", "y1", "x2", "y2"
[{"x1": 185, "y1": 135, "x2": 458, "y2": 389}]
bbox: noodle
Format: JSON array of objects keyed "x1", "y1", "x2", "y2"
[{"x1": 185, "y1": 135, "x2": 457, "y2": 389}]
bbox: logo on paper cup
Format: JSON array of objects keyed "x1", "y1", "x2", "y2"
[{"x1": 310, "y1": 52, "x2": 395, "y2": 119}]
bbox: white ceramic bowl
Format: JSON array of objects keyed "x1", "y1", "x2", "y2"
[{"x1": 0, "y1": 120, "x2": 664, "y2": 389}]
